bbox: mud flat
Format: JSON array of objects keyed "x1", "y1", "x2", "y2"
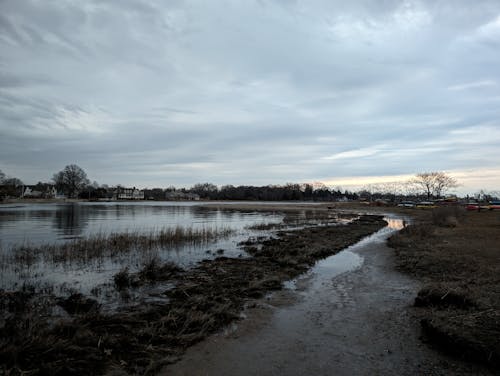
[
  {"x1": 0, "y1": 214, "x2": 385, "y2": 375},
  {"x1": 164, "y1": 216, "x2": 492, "y2": 376},
  {"x1": 388, "y1": 208, "x2": 500, "y2": 371}
]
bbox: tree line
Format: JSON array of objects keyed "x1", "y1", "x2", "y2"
[{"x1": 2, "y1": 164, "x2": 488, "y2": 202}]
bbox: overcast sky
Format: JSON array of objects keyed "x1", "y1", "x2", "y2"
[{"x1": 1, "y1": 0, "x2": 500, "y2": 193}]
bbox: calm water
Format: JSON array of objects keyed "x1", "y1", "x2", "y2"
[
  {"x1": 0, "y1": 201, "x2": 297, "y2": 309},
  {"x1": 0, "y1": 201, "x2": 284, "y2": 248},
  {"x1": 0, "y1": 201, "x2": 337, "y2": 311}
]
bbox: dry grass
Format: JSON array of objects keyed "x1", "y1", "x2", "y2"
[
  {"x1": 388, "y1": 210, "x2": 500, "y2": 368},
  {"x1": 10, "y1": 226, "x2": 233, "y2": 265},
  {"x1": 431, "y1": 205, "x2": 465, "y2": 227}
]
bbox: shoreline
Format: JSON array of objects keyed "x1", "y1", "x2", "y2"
[
  {"x1": 0, "y1": 213, "x2": 386, "y2": 375},
  {"x1": 2, "y1": 203, "x2": 497, "y2": 374},
  {"x1": 164, "y1": 218, "x2": 491, "y2": 376},
  {"x1": 163, "y1": 205, "x2": 499, "y2": 374}
]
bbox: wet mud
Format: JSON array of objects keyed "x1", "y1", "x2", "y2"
[
  {"x1": 164, "y1": 219, "x2": 493, "y2": 376},
  {"x1": 0, "y1": 214, "x2": 385, "y2": 375}
]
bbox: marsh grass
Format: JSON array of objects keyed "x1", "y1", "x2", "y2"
[
  {"x1": 10, "y1": 226, "x2": 234, "y2": 265},
  {"x1": 431, "y1": 206, "x2": 465, "y2": 227}
]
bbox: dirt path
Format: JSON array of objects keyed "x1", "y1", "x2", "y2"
[{"x1": 163, "y1": 218, "x2": 492, "y2": 376}]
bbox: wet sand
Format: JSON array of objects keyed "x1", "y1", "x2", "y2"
[{"x1": 163, "y1": 219, "x2": 492, "y2": 376}]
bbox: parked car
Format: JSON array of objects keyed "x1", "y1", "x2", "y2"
[
  {"x1": 416, "y1": 201, "x2": 437, "y2": 209},
  {"x1": 466, "y1": 202, "x2": 480, "y2": 211},
  {"x1": 466, "y1": 202, "x2": 490, "y2": 211},
  {"x1": 397, "y1": 201, "x2": 415, "y2": 208},
  {"x1": 489, "y1": 201, "x2": 500, "y2": 210}
]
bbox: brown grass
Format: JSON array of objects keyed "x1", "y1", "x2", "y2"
[
  {"x1": 1, "y1": 215, "x2": 387, "y2": 375},
  {"x1": 388, "y1": 210, "x2": 500, "y2": 368},
  {"x1": 9, "y1": 226, "x2": 234, "y2": 265}
]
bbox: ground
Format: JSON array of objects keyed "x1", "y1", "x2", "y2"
[
  {"x1": 388, "y1": 208, "x2": 500, "y2": 370},
  {"x1": 163, "y1": 211, "x2": 496, "y2": 375},
  {"x1": 1, "y1": 203, "x2": 499, "y2": 375}
]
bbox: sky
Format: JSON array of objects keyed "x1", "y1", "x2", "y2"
[{"x1": 1, "y1": 0, "x2": 500, "y2": 194}]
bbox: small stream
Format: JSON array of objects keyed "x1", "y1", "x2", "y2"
[
  {"x1": 165, "y1": 215, "x2": 479, "y2": 376},
  {"x1": 285, "y1": 216, "x2": 406, "y2": 292}
]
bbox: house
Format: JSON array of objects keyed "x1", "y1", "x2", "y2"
[
  {"x1": 115, "y1": 187, "x2": 145, "y2": 200},
  {"x1": 22, "y1": 184, "x2": 58, "y2": 199}
]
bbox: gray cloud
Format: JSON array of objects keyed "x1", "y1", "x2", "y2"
[{"x1": 1, "y1": 0, "x2": 500, "y2": 192}]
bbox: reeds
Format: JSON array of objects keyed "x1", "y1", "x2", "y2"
[{"x1": 10, "y1": 226, "x2": 233, "y2": 265}]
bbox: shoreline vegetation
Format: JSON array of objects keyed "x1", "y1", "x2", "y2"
[
  {"x1": 7, "y1": 226, "x2": 234, "y2": 265},
  {"x1": 0, "y1": 214, "x2": 386, "y2": 375},
  {"x1": 387, "y1": 207, "x2": 500, "y2": 370},
  {"x1": 1, "y1": 203, "x2": 499, "y2": 374}
]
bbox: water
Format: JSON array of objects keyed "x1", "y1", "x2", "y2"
[
  {"x1": 284, "y1": 216, "x2": 406, "y2": 291},
  {"x1": 0, "y1": 201, "x2": 284, "y2": 248},
  {"x1": 0, "y1": 202, "x2": 289, "y2": 301},
  {"x1": 0, "y1": 202, "x2": 367, "y2": 312}
]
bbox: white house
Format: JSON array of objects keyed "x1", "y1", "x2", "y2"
[
  {"x1": 23, "y1": 184, "x2": 58, "y2": 198},
  {"x1": 116, "y1": 187, "x2": 145, "y2": 200}
]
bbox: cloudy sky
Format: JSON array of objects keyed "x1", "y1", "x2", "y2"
[{"x1": 1, "y1": 0, "x2": 500, "y2": 193}]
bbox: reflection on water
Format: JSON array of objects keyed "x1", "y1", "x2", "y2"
[
  {"x1": 0, "y1": 202, "x2": 285, "y2": 303},
  {"x1": 0, "y1": 202, "x2": 283, "y2": 248},
  {"x1": 0, "y1": 204, "x2": 407, "y2": 313},
  {"x1": 285, "y1": 216, "x2": 407, "y2": 292},
  {"x1": 385, "y1": 217, "x2": 407, "y2": 230}
]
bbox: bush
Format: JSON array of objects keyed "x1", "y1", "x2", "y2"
[
  {"x1": 113, "y1": 267, "x2": 131, "y2": 290},
  {"x1": 432, "y1": 206, "x2": 465, "y2": 227}
]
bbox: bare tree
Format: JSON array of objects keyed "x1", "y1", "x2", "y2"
[
  {"x1": 411, "y1": 172, "x2": 458, "y2": 199},
  {"x1": 53, "y1": 164, "x2": 90, "y2": 198},
  {"x1": 433, "y1": 173, "x2": 458, "y2": 198},
  {"x1": 411, "y1": 172, "x2": 434, "y2": 199},
  {"x1": 0, "y1": 169, "x2": 5, "y2": 183}
]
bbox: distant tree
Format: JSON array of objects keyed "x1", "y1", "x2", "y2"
[
  {"x1": 433, "y1": 173, "x2": 459, "y2": 198},
  {"x1": 53, "y1": 164, "x2": 90, "y2": 198},
  {"x1": 3, "y1": 177, "x2": 23, "y2": 187},
  {"x1": 190, "y1": 183, "x2": 218, "y2": 199},
  {"x1": 301, "y1": 183, "x2": 314, "y2": 200},
  {"x1": 411, "y1": 172, "x2": 458, "y2": 199},
  {"x1": 144, "y1": 188, "x2": 165, "y2": 200},
  {"x1": 0, "y1": 171, "x2": 23, "y2": 198}
]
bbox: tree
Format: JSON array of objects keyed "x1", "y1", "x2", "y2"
[
  {"x1": 433, "y1": 173, "x2": 458, "y2": 198},
  {"x1": 3, "y1": 177, "x2": 23, "y2": 187},
  {"x1": 411, "y1": 172, "x2": 434, "y2": 199},
  {"x1": 0, "y1": 170, "x2": 23, "y2": 198},
  {"x1": 411, "y1": 172, "x2": 458, "y2": 199},
  {"x1": 190, "y1": 183, "x2": 218, "y2": 199},
  {"x1": 53, "y1": 164, "x2": 90, "y2": 198}
]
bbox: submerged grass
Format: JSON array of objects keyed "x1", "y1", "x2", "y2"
[
  {"x1": 1, "y1": 214, "x2": 387, "y2": 375},
  {"x1": 10, "y1": 226, "x2": 234, "y2": 265}
]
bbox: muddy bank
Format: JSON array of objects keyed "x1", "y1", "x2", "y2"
[
  {"x1": 0, "y1": 214, "x2": 385, "y2": 375},
  {"x1": 165, "y1": 217, "x2": 491, "y2": 376},
  {"x1": 388, "y1": 209, "x2": 500, "y2": 369}
]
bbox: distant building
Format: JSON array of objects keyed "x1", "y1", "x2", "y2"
[
  {"x1": 115, "y1": 187, "x2": 145, "y2": 200},
  {"x1": 22, "y1": 184, "x2": 57, "y2": 198},
  {"x1": 165, "y1": 191, "x2": 200, "y2": 201}
]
